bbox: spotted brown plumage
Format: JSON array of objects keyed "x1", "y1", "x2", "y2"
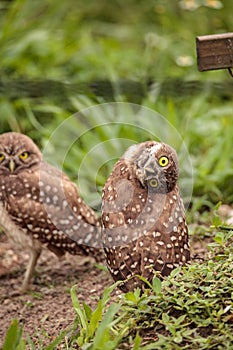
[
  {"x1": 0, "y1": 132, "x2": 102, "y2": 291},
  {"x1": 101, "y1": 141, "x2": 190, "y2": 292}
]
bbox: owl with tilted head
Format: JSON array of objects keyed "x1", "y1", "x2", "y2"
[
  {"x1": 101, "y1": 141, "x2": 190, "y2": 292},
  {"x1": 0, "y1": 132, "x2": 102, "y2": 292}
]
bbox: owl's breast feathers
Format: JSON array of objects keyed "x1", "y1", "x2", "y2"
[{"x1": 102, "y1": 158, "x2": 190, "y2": 291}]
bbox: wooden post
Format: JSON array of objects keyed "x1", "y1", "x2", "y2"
[{"x1": 196, "y1": 33, "x2": 233, "y2": 75}]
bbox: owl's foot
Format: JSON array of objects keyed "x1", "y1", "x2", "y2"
[{"x1": 21, "y1": 247, "x2": 42, "y2": 293}]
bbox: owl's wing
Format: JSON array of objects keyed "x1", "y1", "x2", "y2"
[
  {"x1": 6, "y1": 162, "x2": 102, "y2": 259},
  {"x1": 102, "y1": 158, "x2": 150, "y2": 286}
]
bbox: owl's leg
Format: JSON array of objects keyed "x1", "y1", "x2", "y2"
[{"x1": 21, "y1": 245, "x2": 42, "y2": 292}]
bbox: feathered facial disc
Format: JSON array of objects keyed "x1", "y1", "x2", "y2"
[{"x1": 134, "y1": 142, "x2": 179, "y2": 193}]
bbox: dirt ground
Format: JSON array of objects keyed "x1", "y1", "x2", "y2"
[
  {"x1": 0, "y1": 232, "x2": 114, "y2": 348},
  {"x1": 0, "y1": 230, "x2": 209, "y2": 349}
]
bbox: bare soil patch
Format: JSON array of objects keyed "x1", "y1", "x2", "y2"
[{"x1": 0, "y1": 232, "x2": 112, "y2": 348}]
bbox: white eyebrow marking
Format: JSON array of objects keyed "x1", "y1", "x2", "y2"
[{"x1": 149, "y1": 143, "x2": 162, "y2": 154}]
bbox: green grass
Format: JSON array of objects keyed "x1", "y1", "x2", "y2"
[
  {"x1": 0, "y1": 1, "x2": 232, "y2": 209},
  {"x1": 0, "y1": 0, "x2": 232, "y2": 81}
]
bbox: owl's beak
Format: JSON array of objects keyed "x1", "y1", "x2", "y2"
[
  {"x1": 144, "y1": 166, "x2": 158, "y2": 178},
  {"x1": 145, "y1": 167, "x2": 155, "y2": 175},
  {"x1": 143, "y1": 158, "x2": 159, "y2": 178},
  {"x1": 9, "y1": 159, "x2": 15, "y2": 173}
]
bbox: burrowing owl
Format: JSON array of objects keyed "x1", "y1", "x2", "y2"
[
  {"x1": 101, "y1": 141, "x2": 190, "y2": 292},
  {"x1": 0, "y1": 132, "x2": 101, "y2": 291}
]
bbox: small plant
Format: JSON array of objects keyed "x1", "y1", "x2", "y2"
[{"x1": 70, "y1": 281, "x2": 126, "y2": 349}]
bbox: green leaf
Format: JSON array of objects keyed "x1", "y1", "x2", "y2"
[
  {"x1": 152, "y1": 277, "x2": 162, "y2": 293},
  {"x1": 89, "y1": 300, "x2": 103, "y2": 338},
  {"x1": 162, "y1": 313, "x2": 170, "y2": 325},
  {"x1": 71, "y1": 286, "x2": 88, "y2": 329},
  {"x1": 101, "y1": 281, "x2": 122, "y2": 306},
  {"x1": 214, "y1": 232, "x2": 225, "y2": 245},
  {"x1": 174, "y1": 332, "x2": 183, "y2": 344},
  {"x1": 93, "y1": 303, "x2": 120, "y2": 349},
  {"x1": 2, "y1": 319, "x2": 23, "y2": 350},
  {"x1": 70, "y1": 285, "x2": 88, "y2": 345},
  {"x1": 125, "y1": 288, "x2": 141, "y2": 304},
  {"x1": 133, "y1": 332, "x2": 142, "y2": 350},
  {"x1": 134, "y1": 275, "x2": 153, "y2": 290},
  {"x1": 83, "y1": 302, "x2": 93, "y2": 321},
  {"x1": 212, "y1": 215, "x2": 222, "y2": 227},
  {"x1": 125, "y1": 291, "x2": 138, "y2": 303}
]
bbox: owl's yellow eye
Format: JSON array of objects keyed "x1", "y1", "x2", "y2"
[
  {"x1": 158, "y1": 156, "x2": 169, "y2": 167},
  {"x1": 0, "y1": 153, "x2": 5, "y2": 162},
  {"x1": 19, "y1": 152, "x2": 29, "y2": 160},
  {"x1": 148, "y1": 178, "x2": 158, "y2": 188}
]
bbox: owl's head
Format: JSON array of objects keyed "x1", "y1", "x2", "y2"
[
  {"x1": 0, "y1": 132, "x2": 42, "y2": 175},
  {"x1": 124, "y1": 141, "x2": 179, "y2": 193}
]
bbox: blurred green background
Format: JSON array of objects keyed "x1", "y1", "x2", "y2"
[{"x1": 0, "y1": 0, "x2": 232, "y2": 213}]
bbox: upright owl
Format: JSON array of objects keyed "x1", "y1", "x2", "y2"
[
  {"x1": 101, "y1": 141, "x2": 190, "y2": 292},
  {"x1": 0, "y1": 132, "x2": 102, "y2": 291}
]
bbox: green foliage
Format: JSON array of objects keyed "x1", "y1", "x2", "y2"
[
  {"x1": 0, "y1": 0, "x2": 232, "y2": 208},
  {"x1": 0, "y1": 0, "x2": 231, "y2": 81},
  {"x1": 70, "y1": 282, "x2": 124, "y2": 349},
  {"x1": 2, "y1": 319, "x2": 71, "y2": 350},
  {"x1": 67, "y1": 228, "x2": 233, "y2": 350}
]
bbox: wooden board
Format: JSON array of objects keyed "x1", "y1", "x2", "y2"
[{"x1": 196, "y1": 33, "x2": 233, "y2": 71}]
